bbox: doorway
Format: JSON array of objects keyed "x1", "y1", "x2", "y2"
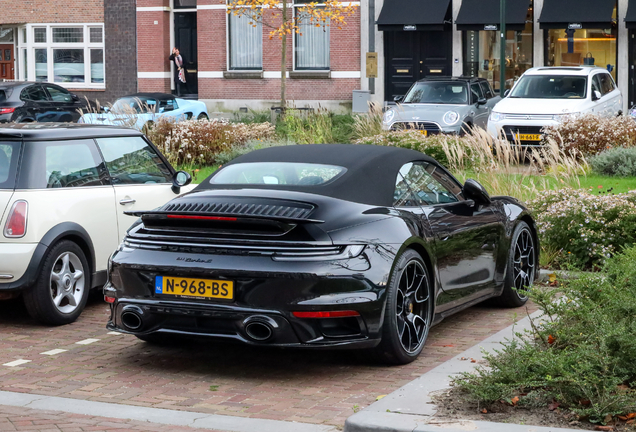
[
  {"x1": 174, "y1": 12, "x2": 198, "y2": 96},
  {"x1": 0, "y1": 44, "x2": 14, "y2": 80},
  {"x1": 384, "y1": 30, "x2": 452, "y2": 101}
]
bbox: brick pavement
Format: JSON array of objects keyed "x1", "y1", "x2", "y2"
[
  {"x1": 0, "y1": 295, "x2": 537, "y2": 429},
  {"x1": 0, "y1": 403, "x2": 224, "y2": 432}
]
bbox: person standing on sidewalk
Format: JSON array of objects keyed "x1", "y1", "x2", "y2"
[{"x1": 169, "y1": 47, "x2": 186, "y2": 97}]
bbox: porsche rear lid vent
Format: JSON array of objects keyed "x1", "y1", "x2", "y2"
[{"x1": 160, "y1": 198, "x2": 315, "y2": 221}]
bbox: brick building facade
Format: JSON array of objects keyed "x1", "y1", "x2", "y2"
[
  {"x1": 0, "y1": 0, "x2": 135, "y2": 103},
  {"x1": 136, "y1": 0, "x2": 363, "y2": 111}
]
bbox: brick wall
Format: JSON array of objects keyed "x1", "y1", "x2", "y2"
[
  {"x1": 137, "y1": 0, "x2": 172, "y2": 93},
  {"x1": 102, "y1": 0, "x2": 137, "y2": 102},
  {"x1": 0, "y1": 0, "x2": 103, "y2": 24}
]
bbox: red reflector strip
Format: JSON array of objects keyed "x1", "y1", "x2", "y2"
[
  {"x1": 292, "y1": 310, "x2": 360, "y2": 319},
  {"x1": 104, "y1": 296, "x2": 116, "y2": 304},
  {"x1": 167, "y1": 215, "x2": 237, "y2": 221}
]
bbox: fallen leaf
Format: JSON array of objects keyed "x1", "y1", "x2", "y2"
[
  {"x1": 627, "y1": 413, "x2": 636, "y2": 419},
  {"x1": 376, "y1": 395, "x2": 386, "y2": 401},
  {"x1": 511, "y1": 396, "x2": 519, "y2": 406},
  {"x1": 594, "y1": 426, "x2": 613, "y2": 431},
  {"x1": 598, "y1": 185, "x2": 603, "y2": 189},
  {"x1": 627, "y1": 420, "x2": 635, "y2": 425},
  {"x1": 548, "y1": 335, "x2": 556, "y2": 344},
  {"x1": 549, "y1": 273, "x2": 557, "y2": 282},
  {"x1": 618, "y1": 415, "x2": 628, "y2": 421},
  {"x1": 442, "y1": 344, "x2": 455, "y2": 347},
  {"x1": 548, "y1": 401, "x2": 561, "y2": 411},
  {"x1": 481, "y1": 408, "x2": 487, "y2": 414},
  {"x1": 470, "y1": 358, "x2": 477, "y2": 363},
  {"x1": 580, "y1": 399, "x2": 591, "y2": 406}
]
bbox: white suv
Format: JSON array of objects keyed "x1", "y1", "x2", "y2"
[
  {"x1": 0, "y1": 124, "x2": 194, "y2": 325},
  {"x1": 487, "y1": 66, "x2": 622, "y2": 146}
]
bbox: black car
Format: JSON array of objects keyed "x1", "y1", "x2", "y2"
[
  {"x1": 105, "y1": 145, "x2": 539, "y2": 364},
  {"x1": 0, "y1": 82, "x2": 91, "y2": 123}
]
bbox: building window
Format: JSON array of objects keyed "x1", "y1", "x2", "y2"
[
  {"x1": 545, "y1": 9, "x2": 617, "y2": 79},
  {"x1": 294, "y1": 6, "x2": 330, "y2": 70},
  {"x1": 20, "y1": 24, "x2": 105, "y2": 88},
  {"x1": 228, "y1": 12, "x2": 262, "y2": 70},
  {"x1": 463, "y1": 8, "x2": 533, "y2": 93}
]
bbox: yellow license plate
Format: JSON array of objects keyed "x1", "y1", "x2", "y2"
[
  {"x1": 419, "y1": 130, "x2": 428, "y2": 136},
  {"x1": 155, "y1": 276, "x2": 233, "y2": 300},
  {"x1": 517, "y1": 133, "x2": 542, "y2": 141}
]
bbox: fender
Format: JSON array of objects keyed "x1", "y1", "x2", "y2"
[{"x1": 0, "y1": 222, "x2": 97, "y2": 292}]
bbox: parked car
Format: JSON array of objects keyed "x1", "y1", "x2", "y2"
[
  {"x1": 382, "y1": 77, "x2": 501, "y2": 134},
  {"x1": 105, "y1": 144, "x2": 539, "y2": 364},
  {"x1": 79, "y1": 93, "x2": 209, "y2": 132},
  {"x1": 487, "y1": 66, "x2": 622, "y2": 146},
  {"x1": 0, "y1": 123, "x2": 195, "y2": 325},
  {"x1": 0, "y1": 82, "x2": 91, "y2": 123}
]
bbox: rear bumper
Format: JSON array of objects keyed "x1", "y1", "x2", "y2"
[
  {"x1": 105, "y1": 243, "x2": 394, "y2": 348},
  {"x1": 0, "y1": 242, "x2": 40, "y2": 291}
]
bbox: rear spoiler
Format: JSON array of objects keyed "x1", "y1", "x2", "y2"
[{"x1": 124, "y1": 210, "x2": 325, "y2": 224}]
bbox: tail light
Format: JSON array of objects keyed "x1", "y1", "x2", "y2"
[
  {"x1": 4, "y1": 201, "x2": 28, "y2": 238},
  {"x1": 0, "y1": 107, "x2": 15, "y2": 115}
]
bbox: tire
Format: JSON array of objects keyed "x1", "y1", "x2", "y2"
[
  {"x1": 23, "y1": 240, "x2": 91, "y2": 325},
  {"x1": 493, "y1": 221, "x2": 536, "y2": 308},
  {"x1": 374, "y1": 249, "x2": 434, "y2": 365},
  {"x1": 197, "y1": 113, "x2": 209, "y2": 121}
]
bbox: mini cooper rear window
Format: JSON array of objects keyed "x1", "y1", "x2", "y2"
[
  {"x1": 0, "y1": 142, "x2": 20, "y2": 189},
  {"x1": 210, "y1": 162, "x2": 346, "y2": 186}
]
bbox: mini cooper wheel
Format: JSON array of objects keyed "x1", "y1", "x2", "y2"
[
  {"x1": 23, "y1": 240, "x2": 91, "y2": 325},
  {"x1": 495, "y1": 221, "x2": 536, "y2": 308},
  {"x1": 375, "y1": 249, "x2": 433, "y2": 364}
]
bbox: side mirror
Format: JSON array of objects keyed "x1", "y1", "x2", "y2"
[
  {"x1": 477, "y1": 97, "x2": 487, "y2": 105},
  {"x1": 393, "y1": 95, "x2": 404, "y2": 103},
  {"x1": 503, "y1": 89, "x2": 511, "y2": 97},
  {"x1": 592, "y1": 90, "x2": 602, "y2": 101},
  {"x1": 102, "y1": 106, "x2": 110, "y2": 113},
  {"x1": 172, "y1": 170, "x2": 192, "y2": 194},
  {"x1": 462, "y1": 179, "x2": 491, "y2": 207},
  {"x1": 71, "y1": 94, "x2": 80, "y2": 102}
]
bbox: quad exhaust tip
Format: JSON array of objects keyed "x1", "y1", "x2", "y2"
[
  {"x1": 243, "y1": 315, "x2": 278, "y2": 342},
  {"x1": 121, "y1": 306, "x2": 144, "y2": 330}
]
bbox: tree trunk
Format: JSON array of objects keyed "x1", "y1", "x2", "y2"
[{"x1": 280, "y1": 0, "x2": 287, "y2": 108}]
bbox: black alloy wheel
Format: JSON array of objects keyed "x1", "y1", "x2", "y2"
[
  {"x1": 494, "y1": 221, "x2": 536, "y2": 308},
  {"x1": 375, "y1": 249, "x2": 433, "y2": 364}
]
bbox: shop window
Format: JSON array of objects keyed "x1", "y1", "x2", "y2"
[
  {"x1": 463, "y1": 7, "x2": 533, "y2": 93},
  {"x1": 294, "y1": 4, "x2": 330, "y2": 70},
  {"x1": 545, "y1": 8, "x2": 617, "y2": 79},
  {"x1": 228, "y1": 12, "x2": 262, "y2": 70}
]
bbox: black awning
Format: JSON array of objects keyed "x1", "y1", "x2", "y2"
[
  {"x1": 626, "y1": 0, "x2": 636, "y2": 28},
  {"x1": 539, "y1": 0, "x2": 616, "y2": 29},
  {"x1": 456, "y1": 0, "x2": 531, "y2": 31},
  {"x1": 376, "y1": 0, "x2": 451, "y2": 31}
]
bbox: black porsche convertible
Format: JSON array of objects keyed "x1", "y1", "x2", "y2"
[{"x1": 104, "y1": 144, "x2": 538, "y2": 364}]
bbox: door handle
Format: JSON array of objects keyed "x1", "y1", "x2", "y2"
[{"x1": 119, "y1": 198, "x2": 136, "y2": 205}]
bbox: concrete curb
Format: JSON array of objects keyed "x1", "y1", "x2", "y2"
[
  {"x1": 344, "y1": 310, "x2": 594, "y2": 432},
  {"x1": 537, "y1": 269, "x2": 586, "y2": 283},
  {"x1": 0, "y1": 390, "x2": 337, "y2": 432}
]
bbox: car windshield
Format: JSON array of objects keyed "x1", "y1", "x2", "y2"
[
  {"x1": 210, "y1": 162, "x2": 346, "y2": 186},
  {"x1": 111, "y1": 97, "x2": 158, "y2": 114},
  {"x1": 0, "y1": 141, "x2": 20, "y2": 189},
  {"x1": 509, "y1": 75, "x2": 588, "y2": 99},
  {"x1": 403, "y1": 82, "x2": 469, "y2": 104}
]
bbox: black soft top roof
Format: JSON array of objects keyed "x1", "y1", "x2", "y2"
[
  {"x1": 0, "y1": 123, "x2": 143, "y2": 141},
  {"x1": 196, "y1": 144, "x2": 438, "y2": 206}
]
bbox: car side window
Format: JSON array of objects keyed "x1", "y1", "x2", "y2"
[
  {"x1": 394, "y1": 166, "x2": 419, "y2": 207},
  {"x1": 160, "y1": 99, "x2": 177, "y2": 112},
  {"x1": 397, "y1": 162, "x2": 459, "y2": 206},
  {"x1": 592, "y1": 75, "x2": 603, "y2": 96},
  {"x1": 95, "y1": 136, "x2": 172, "y2": 185},
  {"x1": 480, "y1": 81, "x2": 494, "y2": 99},
  {"x1": 20, "y1": 85, "x2": 49, "y2": 102},
  {"x1": 45, "y1": 85, "x2": 73, "y2": 103},
  {"x1": 599, "y1": 73, "x2": 615, "y2": 95},
  {"x1": 471, "y1": 83, "x2": 484, "y2": 104}
]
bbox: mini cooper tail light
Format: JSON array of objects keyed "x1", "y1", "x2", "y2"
[
  {"x1": 4, "y1": 201, "x2": 28, "y2": 238},
  {"x1": 0, "y1": 107, "x2": 15, "y2": 115}
]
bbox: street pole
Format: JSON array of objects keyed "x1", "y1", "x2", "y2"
[{"x1": 499, "y1": 0, "x2": 506, "y2": 95}]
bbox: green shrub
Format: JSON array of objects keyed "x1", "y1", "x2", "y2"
[
  {"x1": 276, "y1": 109, "x2": 353, "y2": 144},
  {"x1": 590, "y1": 147, "x2": 636, "y2": 177},
  {"x1": 529, "y1": 188, "x2": 636, "y2": 269},
  {"x1": 542, "y1": 113, "x2": 636, "y2": 156},
  {"x1": 214, "y1": 139, "x2": 296, "y2": 165},
  {"x1": 354, "y1": 131, "x2": 471, "y2": 167},
  {"x1": 454, "y1": 246, "x2": 636, "y2": 424}
]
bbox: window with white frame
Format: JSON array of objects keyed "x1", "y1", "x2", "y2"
[
  {"x1": 294, "y1": 1, "x2": 330, "y2": 70},
  {"x1": 19, "y1": 24, "x2": 104, "y2": 88},
  {"x1": 227, "y1": 9, "x2": 262, "y2": 70}
]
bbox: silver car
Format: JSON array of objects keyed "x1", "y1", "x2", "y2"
[{"x1": 382, "y1": 77, "x2": 501, "y2": 135}]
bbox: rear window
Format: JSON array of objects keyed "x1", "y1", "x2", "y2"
[
  {"x1": 0, "y1": 141, "x2": 21, "y2": 189},
  {"x1": 210, "y1": 162, "x2": 346, "y2": 186}
]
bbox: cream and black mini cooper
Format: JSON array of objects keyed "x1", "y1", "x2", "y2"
[{"x1": 0, "y1": 124, "x2": 193, "y2": 325}]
